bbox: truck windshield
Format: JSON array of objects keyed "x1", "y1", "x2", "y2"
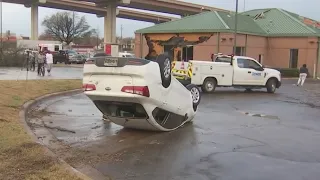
[{"x1": 215, "y1": 56, "x2": 231, "y2": 63}]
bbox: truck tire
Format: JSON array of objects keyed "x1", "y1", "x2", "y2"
[
  {"x1": 155, "y1": 54, "x2": 171, "y2": 88},
  {"x1": 266, "y1": 78, "x2": 277, "y2": 93},
  {"x1": 202, "y1": 78, "x2": 217, "y2": 93},
  {"x1": 186, "y1": 84, "x2": 201, "y2": 111}
]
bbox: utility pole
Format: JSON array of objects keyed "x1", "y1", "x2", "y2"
[
  {"x1": 233, "y1": 0, "x2": 239, "y2": 55},
  {"x1": 120, "y1": 24, "x2": 123, "y2": 51},
  {"x1": 72, "y1": 11, "x2": 75, "y2": 45},
  {"x1": 120, "y1": 24, "x2": 123, "y2": 40},
  {"x1": 96, "y1": 27, "x2": 99, "y2": 49}
]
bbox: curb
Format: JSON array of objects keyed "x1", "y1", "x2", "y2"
[{"x1": 19, "y1": 89, "x2": 92, "y2": 180}]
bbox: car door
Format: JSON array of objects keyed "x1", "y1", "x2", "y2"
[
  {"x1": 247, "y1": 59, "x2": 265, "y2": 85},
  {"x1": 233, "y1": 58, "x2": 264, "y2": 85}
]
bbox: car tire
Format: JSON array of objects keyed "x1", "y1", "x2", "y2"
[
  {"x1": 266, "y1": 78, "x2": 277, "y2": 93},
  {"x1": 155, "y1": 54, "x2": 172, "y2": 88},
  {"x1": 186, "y1": 84, "x2": 201, "y2": 111},
  {"x1": 202, "y1": 78, "x2": 217, "y2": 93}
]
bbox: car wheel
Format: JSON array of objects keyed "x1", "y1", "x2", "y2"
[
  {"x1": 186, "y1": 84, "x2": 201, "y2": 111},
  {"x1": 202, "y1": 78, "x2": 217, "y2": 93},
  {"x1": 156, "y1": 54, "x2": 172, "y2": 88},
  {"x1": 266, "y1": 79, "x2": 277, "y2": 93}
]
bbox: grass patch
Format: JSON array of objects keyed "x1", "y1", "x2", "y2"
[{"x1": 0, "y1": 79, "x2": 82, "y2": 180}]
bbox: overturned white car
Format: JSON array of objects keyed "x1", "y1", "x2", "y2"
[{"x1": 82, "y1": 54, "x2": 201, "y2": 131}]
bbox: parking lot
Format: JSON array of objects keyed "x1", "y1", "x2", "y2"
[{"x1": 28, "y1": 80, "x2": 320, "y2": 180}]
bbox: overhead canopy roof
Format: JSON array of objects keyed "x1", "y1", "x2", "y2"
[{"x1": 136, "y1": 8, "x2": 320, "y2": 37}]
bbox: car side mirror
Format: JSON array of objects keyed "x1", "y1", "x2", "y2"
[{"x1": 257, "y1": 67, "x2": 264, "y2": 71}]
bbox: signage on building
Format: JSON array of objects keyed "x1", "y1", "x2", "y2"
[{"x1": 71, "y1": 45, "x2": 95, "y2": 54}]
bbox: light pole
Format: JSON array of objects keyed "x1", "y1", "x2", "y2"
[
  {"x1": 72, "y1": 11, "x2": 75, "y2": 45},
  {"x1": 233, "y1": 0, "x2": 239, "y2": 55}
]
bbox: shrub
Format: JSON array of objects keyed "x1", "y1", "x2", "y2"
[
  {"x1": 273, "y1": 68, "x2": 300, "y2": 77},
  {"x1": 0, "y1": 42, "x2": 25, "y2": 67}
]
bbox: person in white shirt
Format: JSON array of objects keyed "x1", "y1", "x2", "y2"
[{"x1": 45, "y1": 51, "x2": 54, "y2": 76}]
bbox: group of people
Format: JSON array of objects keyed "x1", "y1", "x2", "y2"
[{"x1": 28, "y1": 50, "x2": 54, "y2": 76}]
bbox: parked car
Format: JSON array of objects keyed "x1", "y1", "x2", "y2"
[
  {"x1": 119, "y1": 51, "x2": 135, "y2": 57},
  {"x1": 82, "y1": 54, "x2": 201, "y2": 131},
  {"x1": 93, "y1": 52, "x2": 110, "y2": 57},
  {"x1": 70, "y1": 54, "x2": 87, "y2": 64},
  {"x1": 53, "y1": 50, "x2": 78, "y2": 64}
]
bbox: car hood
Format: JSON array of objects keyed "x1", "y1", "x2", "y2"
[{"x1": 264, "y1": 68, "x2": 281, "y2": 75}]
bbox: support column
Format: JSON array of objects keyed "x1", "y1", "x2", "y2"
[
  {"x1": 244, "y1": 34, "x2": 248, "y2": 56},
  {"x1": 31, "y1": 4, "x2": 39, "y2": 40},
  {"x1": 217, "y1": 32, "x2": 220, "y2": 53},
  {"x1": 104, "y1": 2, "x2": 117, "y2": 45}
]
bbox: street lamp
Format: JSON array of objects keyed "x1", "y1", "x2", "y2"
[{"x1": 233, "y1": 0, "x2": 239, "y2": 55}]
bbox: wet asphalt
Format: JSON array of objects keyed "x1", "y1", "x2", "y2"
[
  {"x1": 0, "y1": 67, "x2": 82, "y2": 80},
  {"x1": 28, "y1": 80, "x2": 320, "y2": 180}
]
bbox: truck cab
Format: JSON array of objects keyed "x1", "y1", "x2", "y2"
[{"x1": 189, "y1": 54, "x2": 281, "y2": 93}]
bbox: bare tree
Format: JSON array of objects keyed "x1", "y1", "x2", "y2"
[
  {"x1": 42, "y1": 12, "x2": 91, "y2": 45},
  {"x1": 73, "y1": 28, "x2": 103, "y2": 47}
]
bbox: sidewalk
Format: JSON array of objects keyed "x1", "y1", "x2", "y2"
[{"x1": 53, "y1": 64, "x2": 83, "y2": 68}]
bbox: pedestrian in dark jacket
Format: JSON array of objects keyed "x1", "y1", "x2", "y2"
[{"x1": 296, "y1": 64, "x2": 309, "y2": 86}]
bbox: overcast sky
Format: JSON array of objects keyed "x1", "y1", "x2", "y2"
[{"x1": 1, "y1": 0, "x2": 319, "y2": 38}]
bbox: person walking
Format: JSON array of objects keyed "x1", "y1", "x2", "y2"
[
  {"x1": 45, "y1": 51, "x2": 54, "y2": 76},
  {"x1": 296, "y1": 64, "x2": 309, "y2": 86},
  {"x1": 31, "y1": 51, "x2": 36, "y2": 71},
  {"x1": 37, "y1": 52, "x2": 45, "y2": 76}
]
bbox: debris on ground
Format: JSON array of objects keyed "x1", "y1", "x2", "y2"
[
  {"x1": 91, "y1": 125, "x2": 101, "y2": 129},
  {"x1": 44, "y1": 124, "x2": 76, "y2": 134}
]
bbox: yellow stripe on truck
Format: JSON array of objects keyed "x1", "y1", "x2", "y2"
[{"x1": 187, "y1": 62, "x2": 193, "y2": 78}]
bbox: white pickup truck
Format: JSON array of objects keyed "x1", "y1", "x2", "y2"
[{"x1": 186, "y1": 55, "x2": 281, "y2": 93}]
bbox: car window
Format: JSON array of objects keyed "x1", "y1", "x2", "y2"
[
  {"x1": 237, "y1": 58, "x2": 261, "y2": 69},
  {"x1": 215, "y1": 56, "x2": 231, "y2": 63},
  {"x1": 248, "y1": 59, "x2": 261, "y2": 69},
  {"x1": 237, "y1": 58, "x2": 248, "y2": 68}
]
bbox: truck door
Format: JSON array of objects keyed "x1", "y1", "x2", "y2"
[{"x1": 233, "y1": 58, "x2": 264, "y2": 85}]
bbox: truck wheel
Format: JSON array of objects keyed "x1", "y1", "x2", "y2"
[
  {"x1": 266, "y1": 79, "x2": 277, "y2": 93},
  {"x1": 186, "y1": 84, "x2": 201, "y2": 111},
  {"x1": 202, "y1": 78, "x2": 216, "y2": 93},
  {"x1": 156, "y1": 54, "x2": 171, "y2": 88}
]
